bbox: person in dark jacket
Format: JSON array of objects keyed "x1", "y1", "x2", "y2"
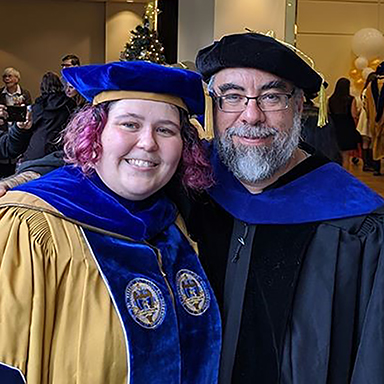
[
  {"x1": 0, "y1": 104, "x2": 33, "y2": 165},
  {"x1": 0, "y1": 67, "x2": 33, "y2": 176},
  {"x1": 21, "y1": 72, "x2": 76, "y2": 162},
  {"x1": 301, "y1": 94, "x2": 342, "y2": 164}
]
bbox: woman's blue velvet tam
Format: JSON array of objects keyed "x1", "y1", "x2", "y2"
[{"x1": 62, "y1": 61, "x2": 205, "y2": 115}]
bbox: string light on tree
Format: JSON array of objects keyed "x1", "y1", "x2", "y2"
[{"x1": 120, "y1": 1, "x2": 166, "y2": 64}]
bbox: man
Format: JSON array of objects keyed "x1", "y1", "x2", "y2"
[
  {"x1": 185, "y1": 33, "x2": 384, "y2": 383},
  {"x1": 61, "y1": 54, "x2": 81, "y2": 68}
]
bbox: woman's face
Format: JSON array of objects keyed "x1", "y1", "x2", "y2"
[
  {"x1": 95, "y1": 99, "x2": 183, "y2": 201},
  {"x1": 65, "y1": 83, "x2": 78, "y2": 98}
]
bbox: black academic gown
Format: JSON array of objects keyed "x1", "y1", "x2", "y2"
[{"x1": 184, "y1": 146, "x2": 384, "y2": 384}]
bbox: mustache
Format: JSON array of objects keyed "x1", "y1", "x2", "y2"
[{"x1": 225, "y1": 124, "x2": 279, "y2": 139}]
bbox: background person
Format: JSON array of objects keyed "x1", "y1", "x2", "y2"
[
  {"x1": 0, "y1": 67, "x2": 33, "y2": 175},
  {"x1": 0, "y1": 61, "x2": 221, "y2": 384},
  {"x1": 60, "y1": 53, "x2": 81, "y2": 68},
  {"x1": 21, "y1": 71, "x2": 76, "y2": 162},
  {"x1": 0, "y1": 67, "x2": 32, "y2": 108},
  {"x1": 356, "y1": 72, "x2": 377, "y2": 172},
  {"x1": 328, "y1": 77, "x2": 361, "y2": 169},
  {"x1": 0, "y1": 104, "x2": 33, "y2": 162},
  {"x1": 365, "y1": 61, "x2": 384, "y2": 176}
]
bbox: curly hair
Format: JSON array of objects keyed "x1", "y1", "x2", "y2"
[{"x1": 63, "y1": 102, "x2": 214, "y2": 191}]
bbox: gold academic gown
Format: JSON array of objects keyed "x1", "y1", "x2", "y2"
[
  {"x1": 0, "y1": 191, "x2": 128, "y2": 383},
  {"x1": 366, "y1": 77, "x2": 384, "y2": 160}
]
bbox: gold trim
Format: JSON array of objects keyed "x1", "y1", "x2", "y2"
[{"x1": 93, "y1": 90, "x2": 188, "y2": 111}]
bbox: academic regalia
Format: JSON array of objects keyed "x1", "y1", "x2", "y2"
[
  {"x1": 366, "y1": 76, "x2": 384, "y2": 160},
  {"x1": 184, "y1": 143, "x2": 384, "y2": 384},
  {"x1": 0, "y1": 166, "x2": 221, "y2": 384}
]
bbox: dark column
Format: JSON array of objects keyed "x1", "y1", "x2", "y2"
[{"x1": 157, "y1": 0, "x2": 178, "y2": 64}]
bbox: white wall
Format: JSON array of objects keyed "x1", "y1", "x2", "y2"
[
  {"x1": 178, "y1": 0, "x2": 215, "y2": 62},
  {"x1": 178, "y1": 0, "x2": 287, "y2": 63},
  {"x1": 106, "y1": 3, "x2": 147, "y2": 63},
  {"x1": 214, "y1": 0, "x2": 286, "y2": 40}
]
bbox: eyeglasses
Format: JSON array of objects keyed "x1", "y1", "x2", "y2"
[{"x1": 210, "y1": 89, "x2": 295, "y2": 113}]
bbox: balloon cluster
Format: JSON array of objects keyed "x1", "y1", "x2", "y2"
[{"x1": 350, "y1": 28, "x2": 384, "y2": 91}]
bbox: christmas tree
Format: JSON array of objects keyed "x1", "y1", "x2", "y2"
[{"x1": 120, "y1": 15, "x2": 166, "y2": 64}]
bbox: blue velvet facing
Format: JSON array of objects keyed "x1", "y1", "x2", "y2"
[
  {"x1": 0, "y1": 364, "x2": 25, "y2": 384},
  {"x1": 13, "y1": 166, "x2": 221, "y2": 383},
  {"x1": 208, "y1": 147, "x2": 384, "y2": 224}
]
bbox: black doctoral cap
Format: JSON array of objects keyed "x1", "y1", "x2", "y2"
[{"x1": 195, "y1": 32, "x2": 324, "y2": 95}]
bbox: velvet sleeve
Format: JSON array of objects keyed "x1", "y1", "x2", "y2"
[
  {"x1": 0, "y1": 204, "x2": 57, "y2": 383},
  {"x1": 280, "y1": 207, "x2": 384, "y2": 383},
  {"x1": 0, "y1": 192, "x2": 128, "y2": 384}
]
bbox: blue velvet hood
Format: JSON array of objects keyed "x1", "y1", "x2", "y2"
[
  {"x1": 208, "y1": 144, "x2": 384, "y2": 224},
  {"x1": 14, "y1": 165, "x2": 176, "y2": 240}
]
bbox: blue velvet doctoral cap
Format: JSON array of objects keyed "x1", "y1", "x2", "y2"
[
  {"x1": 62, "y1": 61, "x2": 205, "y2": 115},
  {"x1": 196, "y1": 32, "x2": 324, "y2": 95}
]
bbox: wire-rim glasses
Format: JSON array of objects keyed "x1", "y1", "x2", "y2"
[{"x1": 210, "y1": 89, "x2": 295, "y2": 113}]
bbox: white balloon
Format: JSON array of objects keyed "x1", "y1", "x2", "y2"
[
  {"x1": 354, "y1": 56, "x2": 368, "y2": 70},
  {"x1": 352, "y1": 28, "x2": 384, "y2": 59},
  {"x1": 362, "y1": 67, "x2": 375, "y2": 79}
]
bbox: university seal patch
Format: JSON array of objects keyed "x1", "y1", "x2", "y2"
[
  {"x1": 176, "y1": 269, "x2": 210, "y2": 316},
  {"x1": 125, "y1": 278, "x2": 166, "y2": 329}
]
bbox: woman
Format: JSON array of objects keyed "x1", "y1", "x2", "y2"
[
  {"x1": 0, "y1": 61, "x2": 221, "y2": 383},
  {"x1": 64, "y1": 80, "x2": 87, "y2": 109},
  {"x1": 22, "y1": 71, "x2": 76, "y2": 161},
  {"x1": 328, "y1": 77, "x2": 361, "y2": 169}
]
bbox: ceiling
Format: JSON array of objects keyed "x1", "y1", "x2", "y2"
[{"x1": 2, "y1": 0, "x2": 153, "y2": 2}]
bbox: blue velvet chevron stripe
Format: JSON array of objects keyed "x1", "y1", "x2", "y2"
[
  {"x1": 84, "y1": 225, "x2": 221, "y2": 384},
  {"x1": 208, "y1": 147, "x2": 384, "y2": 224}
]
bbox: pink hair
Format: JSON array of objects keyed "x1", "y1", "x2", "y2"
[{"x1": 63, "y1": 102, "x2": 214, "y2": 191}]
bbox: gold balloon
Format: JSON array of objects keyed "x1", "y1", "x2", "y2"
[
  {"x1": 369, "y1": 58, "x2": 381, "y2": 69},
  {"x1": 356, "y1": 78, "x2": 364, "y2": 86},
  {"x1": 349, "y1": 68, "x2": 359, "y2": 79}
]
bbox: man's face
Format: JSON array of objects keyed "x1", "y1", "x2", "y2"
[
  {"x1": 211, "y1": 67, "x2": 303, "y2": 184},
  {"x1": 61, "y1": 59, "x2": 75, "y2": 69}
]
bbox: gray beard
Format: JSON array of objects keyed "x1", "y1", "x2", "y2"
[{"x1": 216, "y1": 112, "x2": 302, "y2": 183}]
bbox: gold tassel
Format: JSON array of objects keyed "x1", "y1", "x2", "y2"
[
  {"x1": 191, "y1": 83, "x2": 214, "y2": 141},
  {"x1": 317, "y1": 77, "x2": 328, "y2": 128},
  {"x1": 189, "y1": 117, "x2": 207, "y2": 139}
]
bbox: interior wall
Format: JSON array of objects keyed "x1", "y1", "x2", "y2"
[
  {"x1": 0, "y1": 0, "x2": 105, "y2": 100},
  {"x1": 214, "y1": 0, "x2": 286, "y2": 40},
  {"x1": 178, "y1": 0, "x2": 286, "y2": 64},
  {"x1": 105, "y1": 3, "x2": 147, "y2": 63},
  {"x1": 178, "y1": 0, "x2": 215, "y2": 62},
  {"x1": 296, "y1": 0, "x2": 384, "y2": 95}
]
